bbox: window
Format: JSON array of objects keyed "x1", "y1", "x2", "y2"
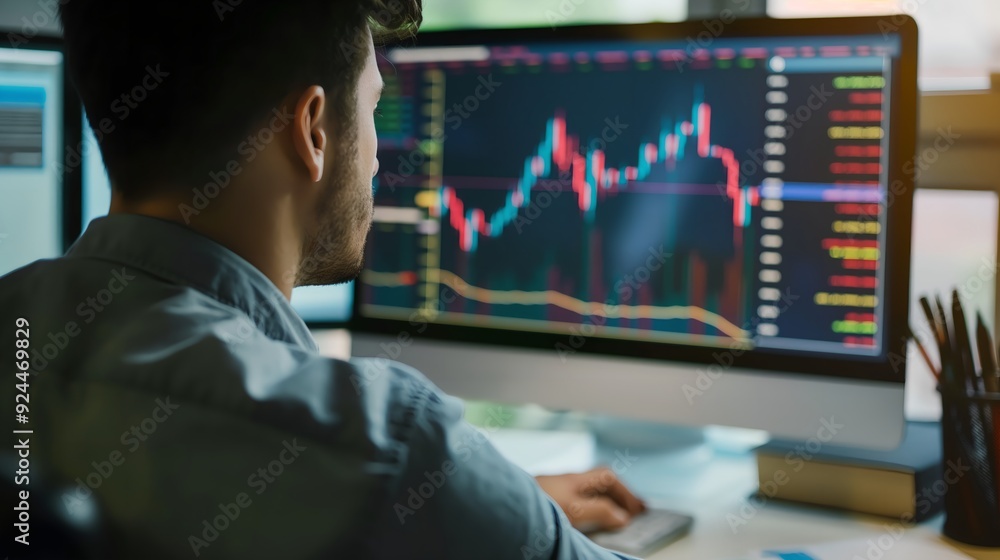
[
  {"x1": 769, "y1": 0, "x2": 1000, "y2": 90},
  {"x1": 422, "y1": 0, "x2": 686, "y2": 30}
]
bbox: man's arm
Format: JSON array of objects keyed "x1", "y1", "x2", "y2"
[{"x1": 364, "y1": 362, "x2": 636, "y2": 559}]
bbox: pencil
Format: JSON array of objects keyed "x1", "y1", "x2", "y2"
[
  {"x1": 977, "y1": 313, "x2": 1000, "y2": 511},
  {"x1": 935, "y1": 294, "x2": 957, "y2": 388},
  {"x1": 952, "y1": 290, "x2": 978, "y2": 393},
  {"x1": 919, "y1": 295, "x2": 942, "y2": 345}
]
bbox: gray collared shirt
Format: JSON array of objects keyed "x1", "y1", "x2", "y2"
[{"x1": 0, "y1": 214, "x2": 633, "y2": 559}]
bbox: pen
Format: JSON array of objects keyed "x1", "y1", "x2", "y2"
[
  {"x1": 919, "y1": 295, "x2": 942, "y2": 346},
  {"x1": 935, "y1": 294, "x2": 951, "y2": 351},
  {"x1": 951, "y1": 290, "x2": 978, "y2": 393},
  {"x1": 917, "y1": 295, "x2": 943, "y2": 378},
  {"x1": 976, "y1": 312, "x2": 1000, "y2": 509},
  {"x1": 935, "y1": 294, "x2": 957, "y2": 389},
  {"x1": 953, "y1": 292, "x2": 1000, "y2": 522}
]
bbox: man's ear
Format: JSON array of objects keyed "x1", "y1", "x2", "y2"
[{"x1": 292, "y1": 86, "x2": 327, "y2": 183}]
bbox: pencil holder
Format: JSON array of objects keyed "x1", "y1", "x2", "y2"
[{"x1": 938, "y1": 386, "x2": 1000, "y2": 547}]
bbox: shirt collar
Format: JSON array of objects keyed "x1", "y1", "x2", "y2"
[{"x1": 67, "y1": 214, "x2": 319, "y2": 351}]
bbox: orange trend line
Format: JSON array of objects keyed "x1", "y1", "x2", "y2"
[
  {"x1": 431, "y1": 269, "x2": 748, "y2": 340},
  {"x1": 362, "y1": 270, "x2": 417, "y2": 288}
]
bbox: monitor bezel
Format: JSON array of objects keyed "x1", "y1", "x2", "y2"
[{"x1": 352, "y1": 16, "x2": 918, "y2": 384}]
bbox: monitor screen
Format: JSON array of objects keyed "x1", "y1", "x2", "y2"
[
  {"x1": 0, "y1": 45, "x2": 65, "y2": 276},
  {"x1": 354, "y1": 19, "x2": 917, "y2": 382},
  {"x1": 290, "y1": 284, "x2": 353, "y2": 324},
  {"x1": 81, "y1": 118, "x2": 353, "y2": 324}
]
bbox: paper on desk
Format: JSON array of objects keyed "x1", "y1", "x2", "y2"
[
  {"x1": 724, "y1": 536, "x2": 971, "y2": 560},
  {"x1": 475, "y1": 428, "x2": 596, "y2": 476}
]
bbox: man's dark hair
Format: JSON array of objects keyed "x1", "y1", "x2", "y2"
[{"x1": 59, "y1": 1, "x2": 421, "y2": 199}]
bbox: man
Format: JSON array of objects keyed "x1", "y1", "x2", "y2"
[{"x1": 0, "y1": 1, "x2": 646, "y2": 558}]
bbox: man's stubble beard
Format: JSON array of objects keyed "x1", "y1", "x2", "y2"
[{"x1": 295, "y1": 141, "x2": 374, "y2": 288}]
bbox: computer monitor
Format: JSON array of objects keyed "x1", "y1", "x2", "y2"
[
  {"x1": 352, "y1": 17, "x2": 921, "y2": 447},
  {"x1": 0, "y1": 39, "x2": 77, "y2": 277},
  {"x1": 80, "y1": 120, "x2": 354, "y2": 325},
  {"x1": 351, "y1": 17, "x2": 919, "y2": 449}
]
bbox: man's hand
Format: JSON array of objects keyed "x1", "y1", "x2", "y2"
[{"x1": 535, "y1": 467, "x2": 646, "y2": 533}]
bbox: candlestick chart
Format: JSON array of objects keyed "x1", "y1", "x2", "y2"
[{"x1": 362, "y1": 43, "x2": 891, "y2": 355}]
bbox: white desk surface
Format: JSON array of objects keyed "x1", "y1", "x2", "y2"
[
  {"x1": 634, "y1": 450, "x2": 1000, "y2": 560},
  {"x1": 486, "y1": 428, "x2": 1000, "y2": 560}
]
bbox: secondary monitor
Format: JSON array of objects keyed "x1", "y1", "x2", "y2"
[
  {"x1": 0, "y1": 39, "x2": 73, "y2": 277},
  {"x1": 361, "y1": 19, "x2": 915, "y2": 448}
]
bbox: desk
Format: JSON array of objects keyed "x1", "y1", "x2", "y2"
[
  {"x1": 485, "y1": 425, "x2": 1000, "y2": 560},
  {"x1": 636, "y1": 450, "x2": 1000, "y2": 560},
  {"x1": 323, "y1": 331, "x2": 1000, "y2": 560}
]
